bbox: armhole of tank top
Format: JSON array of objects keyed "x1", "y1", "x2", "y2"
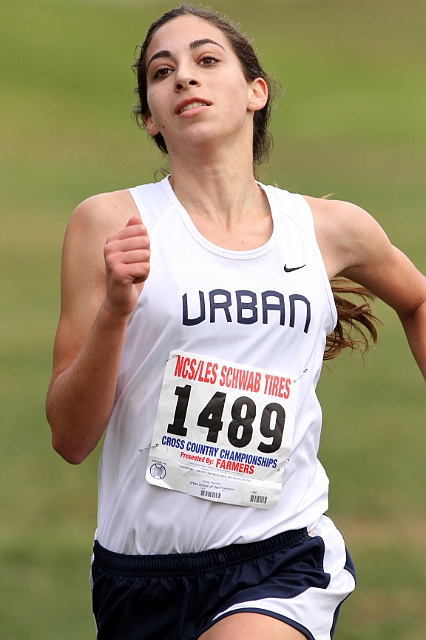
[
  {"x1": 128, "y1": 180, "x2": 177, "y2": 238},
  {"x1": 128, "y1": 184, "x2": 174, "y2": 236},
  {"x1": 291, "y1": 192, "x2": 338, "y2": 329},
  {"x1": 127, "y1": 186, "x2": 153, "y2": 234}
]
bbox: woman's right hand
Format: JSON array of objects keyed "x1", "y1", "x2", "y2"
[{"x1": 103, "y1": 215, "x2": 150, "y2": 318}]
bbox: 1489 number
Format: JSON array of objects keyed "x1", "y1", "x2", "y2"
[{"x1": 167, "y1": 385, "x2": 285, "y2": 453}]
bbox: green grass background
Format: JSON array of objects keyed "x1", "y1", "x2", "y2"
[{"x1": 0, "y1": 0, "x2": 425, "y2": 637}]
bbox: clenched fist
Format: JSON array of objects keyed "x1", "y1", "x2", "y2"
[{"x1": 103, "y1": 215, "x2": 150, "y2": 318}]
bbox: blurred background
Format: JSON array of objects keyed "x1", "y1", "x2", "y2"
[{"x1": 0, "y1": 0, "x2": 425, "y2": 638}]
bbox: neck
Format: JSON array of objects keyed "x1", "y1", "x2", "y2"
[
  {"x1": 167, "y1": 145, "x2": 263, "y2": 228},
  {"x1": 165, "y1": 145, "x2": 272, "y2": 251}
]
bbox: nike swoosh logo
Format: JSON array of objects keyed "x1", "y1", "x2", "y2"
[{"x1": 284, "y1": 264, "x2": 306, "y2": 273}]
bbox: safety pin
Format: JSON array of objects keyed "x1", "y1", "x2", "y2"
[
  {"x1": 293, "y1": 369, "x2": 308, "y2": 383},
  {"x1": 139, "y1": 443, "x2": 159, "y2": 452},
  {"x1": 277, "y1": 458, "x2": 290, "y2": 470}
]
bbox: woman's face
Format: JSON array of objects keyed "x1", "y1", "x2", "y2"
[{"x1": 143, "y1": 15, "x2": 267, "y2": 158}]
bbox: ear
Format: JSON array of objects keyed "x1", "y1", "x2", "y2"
[
  {"x1": 247, "y1": 77, "x2": 268, "y2": 113},
  {"x1": 143, "y1": 110, "x2": 160, "y2": 137}
]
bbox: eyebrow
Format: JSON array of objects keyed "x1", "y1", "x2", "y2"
[
  {"x1": 147, "y1": 38, "x2": 225, "y2": 70},
  {"x1": 189, "y1": 38, "x2": 225, "y2": 51}
]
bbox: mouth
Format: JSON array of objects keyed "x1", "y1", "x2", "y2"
[{"x1": 175, "y1": 98, "x2": 211, "y2": 116}]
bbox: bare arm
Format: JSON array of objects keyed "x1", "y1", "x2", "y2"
[
  {"x1": 46, "y1": 191, "x2": 150, "y2": 464},
  {"x1": 307, "y1": 196, "x2": 426, "y2": 380}
]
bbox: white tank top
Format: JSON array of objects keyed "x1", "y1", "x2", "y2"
[{"x1": 96, "y1": 176, "x2": 337, "y2": 555}]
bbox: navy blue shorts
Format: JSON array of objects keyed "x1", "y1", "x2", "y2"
[{"x1": 91, "y1": 516, "x2": 355, "y2": 640}]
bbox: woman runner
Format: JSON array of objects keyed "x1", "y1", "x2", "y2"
[{"x1": 46, "y1": 5, "x2": 426, "y2": 640}]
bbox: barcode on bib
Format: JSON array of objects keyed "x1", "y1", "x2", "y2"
[
  {"x1": 250, "y1": 494, "x2": 267, "y2": 504},
  {"x1": 201, "y1": 490, "x2": 222, "y2": 499}
]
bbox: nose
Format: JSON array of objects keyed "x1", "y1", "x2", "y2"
[
  {"x1": 175, "y1": 78, "x2": 198, "y2": 91},
  {"x1": 174, "y1": 64, "x2": 200, "y2": 91}
]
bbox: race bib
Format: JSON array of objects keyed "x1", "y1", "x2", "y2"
[{"x1": 146, "y1": 351, "x2": 300, "y2": 509}]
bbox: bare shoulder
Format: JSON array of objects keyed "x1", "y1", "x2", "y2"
[
  {"x1": 62, "y1": 189, "x2": 140, "y2": 294},
  {"x1": 302, "y1": 195, "x2": 385, "y2": 247},
  {"x1": 302, "y1": 195, "x2": 391, "y2": 279},
  {"x1": 66, "y1": 189, "x2": 139, "y2": 240}
]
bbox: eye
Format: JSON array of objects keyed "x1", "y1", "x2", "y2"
[
  {"x1": 153, "y1": 66, "x2": 173, "y2": 79},
  {"x1": 199, "y1": 55, "x2": 219, "y2": 66}
]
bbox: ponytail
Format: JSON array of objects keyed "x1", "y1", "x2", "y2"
[{"x1": 325, "y1": 278, "x2": 381, "y2": 361}]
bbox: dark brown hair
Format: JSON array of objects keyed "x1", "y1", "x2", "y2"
[
  {"x1": 326, "y1": 278, "x2": 380, "y2": 360},
  {"x1": 132, "y1": 3, "x2": 277, "y2": 166}
]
